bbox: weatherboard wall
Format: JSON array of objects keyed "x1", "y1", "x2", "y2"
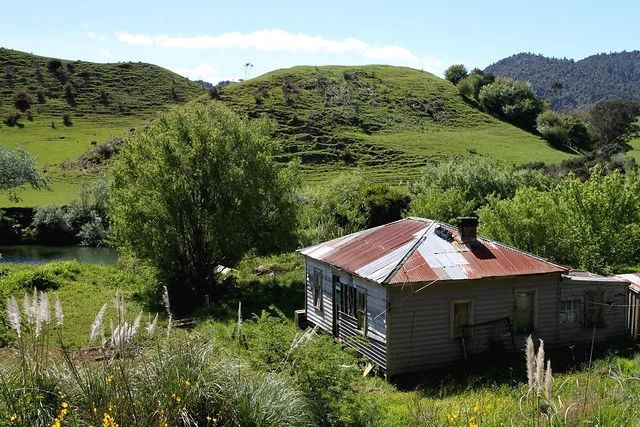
[
  {"x1": 385, "y1": 274, "x2": 561, "y2": 376},
  {"x1": 305, "y1": 259, "x2": 333, "y2": 332},
  {"x1": 304, "y1": 258, "x2": 388, "y2": 369},
  {"x1": 556, "y1": 278, "x2": 627, "y2": 347}
]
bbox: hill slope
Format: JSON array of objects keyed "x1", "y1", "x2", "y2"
[
  {"x1": 212, "y1": 65, "x2": 575, "y2": 185},
  {"x1": 0, "y1": 49, "x2": 205, "y2": 206},
  {"x1": 484, "y1": 51, "x2": 640, "y2": 111},
  {"x1": 0, "y1": 48, "x2": 205, "y2": 118}
]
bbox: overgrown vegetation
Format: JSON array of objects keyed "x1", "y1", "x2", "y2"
[{"x1": 1, "y1": 261, "x2": 640, "y2": 426}]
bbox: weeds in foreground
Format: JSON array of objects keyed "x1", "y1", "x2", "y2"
[{"x1": 2, "y1": 291, "x2": 311, "y2": 426}]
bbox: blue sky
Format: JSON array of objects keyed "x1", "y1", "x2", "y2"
[{"x1": 2, "y1": 0, "x2": 639, "y2": 84}]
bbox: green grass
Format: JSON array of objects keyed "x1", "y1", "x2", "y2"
[{"x1": 0, "y1": 115, "x2": 150, "y2": 206}]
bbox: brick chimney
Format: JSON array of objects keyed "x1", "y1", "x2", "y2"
[{"x1": 456, "y1": 217, "x2": 479, "y2": 243}]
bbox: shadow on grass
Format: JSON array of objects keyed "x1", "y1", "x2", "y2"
[
  {"x1": 193, "y1": 274, "x2": 305, "y2": 323},
  {"x1": 392, "y1": 338, "x2": 639, "y2": 396}
]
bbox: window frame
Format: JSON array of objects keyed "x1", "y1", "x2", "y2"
[
  {"x1": 340, "y1": 283, "x2": 367, "y2": 333},
  {"x1": 312, "y1": 268, "x2": 323, "y2": 311},
  {"x1": 514, "y1": 289, "x2": 537, "y2": 334},
  {"x1": 451, "y1": 300, "x2": 473, "y2": 339},
  {"x1": 585, "y1": 290, "x2": 606, "y2": 327},
  {"x1": 560, "y1": 299, "x2": 580, "y2": 324}
]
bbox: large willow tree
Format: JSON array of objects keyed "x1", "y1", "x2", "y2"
[{"x1": 109, "y1": 102, "x2": 299, "y2": 312}]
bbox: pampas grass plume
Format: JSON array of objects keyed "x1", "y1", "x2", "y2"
[
  {"x1": 526, "y1": 335, "x2": 535, "y2": 387},
  {"x1": 6, "y1": 296, "x2": 21, "y2": 339}
]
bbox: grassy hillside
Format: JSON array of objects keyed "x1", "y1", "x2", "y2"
[
  {"x1": 1, "y1": 56, "x2": 576, "y2": 204},
  {"x1": 0, "y1": 48, "x2": 205, "y2": 206},
  {"x1": 212, "y1": 65, "x2": 576, "y2": 185}
]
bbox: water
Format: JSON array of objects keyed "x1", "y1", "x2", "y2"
[{"x1": 0, "y1": 245, "x2": 119, "y2": 265}]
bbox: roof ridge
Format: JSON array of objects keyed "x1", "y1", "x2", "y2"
[
  {"x1": 381, "y1": 220, "x2": 438, "y2": 285},
  {"x1": 438, "y1": 221, "x2": 567, "y2": 271}
]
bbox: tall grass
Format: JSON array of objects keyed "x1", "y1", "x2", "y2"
[{"x1": 1, "y1": 291, "x2": 312, "y2": 426}]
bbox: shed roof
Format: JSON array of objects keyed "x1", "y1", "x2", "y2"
[
  {"x1": 615, "y1": 273, "x2": 640, "y2": 293},
  {"x1": 299, "y1": 217, "x2": 567, "y2": 285}
]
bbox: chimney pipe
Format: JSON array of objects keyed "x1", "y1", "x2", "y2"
[{"x1": 456, "y1": 217, "x2": 479, "y2": 243}]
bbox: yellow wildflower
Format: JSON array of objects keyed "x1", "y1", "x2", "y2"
[
  {"x1": 447, "y1": 413, "x2": 459, "y2": 423},
  {"x1": 10, "y1": 414, "x2": 17, "y2": 421},
  {"x1": 184, "y1": 379, "x2": 191, "y2": 386},
  {"x1": 473, "y1": 401, "x2": 480, "y2": 413}
]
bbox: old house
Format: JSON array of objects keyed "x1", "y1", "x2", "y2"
[
  {"x1": 299, "y1": 217, "x2": 627, "y2": 376},
  {"x1": 615, "y1": 273, "x2": 640, "y2": 341}
]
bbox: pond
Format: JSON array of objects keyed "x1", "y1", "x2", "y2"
[{"x1": 0, "y1": 245, "x2": 119, "y2": 265}]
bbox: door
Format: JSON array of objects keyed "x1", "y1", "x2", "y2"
[{"x1": 332, "y1": 275, "x2": 340, "y2": 337}]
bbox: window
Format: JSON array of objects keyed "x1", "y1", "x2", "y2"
[
  {"x1": 312, "y1": 269, "x2": 323, "y2": 311},
  {"x1": 515, "y1": 290, "x2": 536, "y2": 333},
  {"x1": 560, "y1": 299, "x2": 580, "y2": 324},
  {"x1": 341, "y1": 283, "x2": 367, "y2": 331},
  {"x1": 585, "y1": 291, "x2": 605, "y2": 326},
  {"x1": 452, "y1": 301, "x2": 472, "y2": 338}
]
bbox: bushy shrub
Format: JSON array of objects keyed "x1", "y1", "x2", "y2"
[
  {"x1": 62, "y1": 113, "x2": 72, "y2": 126},
  {"x1": 300, "y1": 172, "x2": 410, "y2": 243},
  {"x1": 30, "y1": 182, "x2": 109, "y2": 246},
  {"x1": 254, "y1": 84, "x2": 268, "y2": 103},
  {"x1": 409, "y1": 157, "x2": 552, "y2": 222},
  {"x1": 13, "y1": 90, "x2": 31, "y2": 112},
  {"x1": 21, "y1": 271, "x2": 60, "y2": 291},
  {"x1": 3, "y1": 111, "x2": 22, "y2": 126}
]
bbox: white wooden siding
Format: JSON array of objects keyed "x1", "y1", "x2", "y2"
[
  {"x1": 304, "y1": 259, "x2": 333, "y2": 332},
  {"x1": 303, "y1": 258, "x2": 389, "y2": 369},
  {"x1": 386, "y1": 274, "x2": 561, "y2": 376}
]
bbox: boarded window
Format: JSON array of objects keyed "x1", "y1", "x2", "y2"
[
  {"x1": 341, "y1": 283, "x2": 367, "y2": 331},
  {"x1": 515, "y1": 290, "x2": 536, "y2": 333},
  {"x1": 560, "y1": 299, "x2": 580, "y2": 324},
  {"x1": 585, "y1": 291, "x2": 605, "y2": 326},
  {"x1": 452, "y1": 301, "x2": 472, "y2": 338},
  {"x1": 313, "y1": 269, "x2": 323, "y2": 311}
]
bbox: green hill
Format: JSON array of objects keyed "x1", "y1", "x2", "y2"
[
  {"x1": 211, "y1": 65, "x2": 576, "y2": 185},
  {"x1": 484, "y1": 51, "x2": 640, "y2": 111},
  {"x1": 1, "y1": 54, "x2": 576, "y2": 205},
  {"x1": 0, "y1": 48, "x2": 205, "y2": 205}
]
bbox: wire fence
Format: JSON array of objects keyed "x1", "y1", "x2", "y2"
[{"x1": 461, "y1": 317, "x2": 516, "y2": 362}]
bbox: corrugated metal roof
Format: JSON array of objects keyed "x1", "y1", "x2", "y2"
[
  {"x1": 299, "y1": 217, "x2": 567, "y2": 285},
  {"x1": 615, "y1": 273, "x2": 640, "y2": 293}
]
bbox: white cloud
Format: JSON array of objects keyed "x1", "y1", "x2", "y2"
[
  {"x1": 116, "y1": 29, "x2": 446, "y2": 74},
  {"x1": 80, "y1": 31, "x2": 106, "y2": 40},
  {"x1": 171, "y1": 63, "x2": 233, "y2": 85},
  {"x1": 117, "y1": 32, "x2": 153, "y2": 45},
  {"x1": 99, "y1": 49, "x2": 112, "y2": 58}
]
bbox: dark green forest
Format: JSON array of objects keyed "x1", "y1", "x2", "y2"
[{"x1": 484, "y1": 51, "x2": 640, "y2": 111}]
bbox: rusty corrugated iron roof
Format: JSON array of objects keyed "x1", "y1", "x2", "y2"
[
  {"x1": 299, "y1": 217, "x2": 567, "y2": 285},
  {"x1": 615, "y1": 273, "x2": 640, "y2": 293}
]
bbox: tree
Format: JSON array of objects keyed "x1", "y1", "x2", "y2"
[
  {"x1": 478, "y1": 77, "x2": 546, "y2": 130},
  {"x1": 299, "y1": 172, "x2": 410, "y2": 244},
  {"x1": 109, "y1": 102, "x2": 299, "y2": 312},
  {"x1": 478, "y1": 165, "x2": 640, "y2": 274},
  {"x1": 536, "y1": 110, "x2": 592, "y2": 150},
  {"x1": 0, "y1": 145, "x2": 48, "y2": 202},
  {"x1": 587, "y1": 100, "x2": 640, "y2": 147},
  {"x1": 444, "y1": 64, "x2": 468, "y2": 85}
]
